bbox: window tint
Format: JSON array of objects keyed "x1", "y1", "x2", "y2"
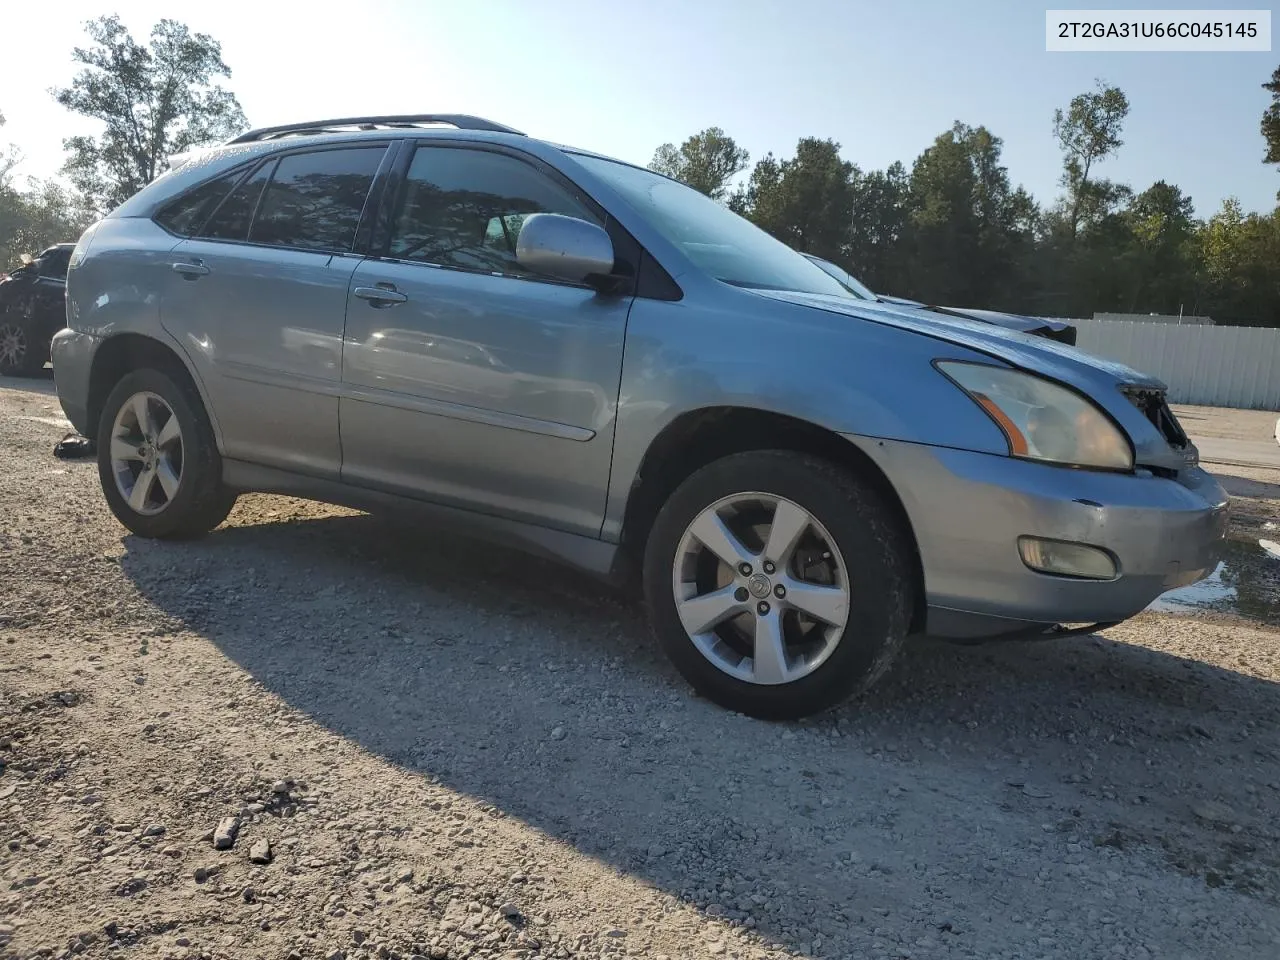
[
  {"x1": 249, "y1": 147, "x2": 386, "y2": 253},
  {"x1": 389, "y1": 147, "x2": 600, "y2": 276},
  {"x1": 37, "y1": 248, "x2": 72, "y2": 279},
  {"x1": 201, "y1": 161, "x2": 274, "y2": 242},
  {"x1": 154, "y1": 169, "x2": 244, "y2": 236}
]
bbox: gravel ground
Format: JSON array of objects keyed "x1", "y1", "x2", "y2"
[{"x1": 3, "y1": 373, "x2": 1280, "y2": 960}]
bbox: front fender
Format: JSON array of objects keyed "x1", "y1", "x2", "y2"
[{"x1": 602, "y1": 293, "x2": 1011, "y2": 540}]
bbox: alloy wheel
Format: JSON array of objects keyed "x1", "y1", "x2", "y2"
[
  {"x1": 671, "y1": 492, "x2": 850, "y2": 685},
  {"x1": 0, "y1": 322, "x2": 27, "y2": 371},
  {"x1": 109, "y1": 391, "x2": 184, "y2": 516}
]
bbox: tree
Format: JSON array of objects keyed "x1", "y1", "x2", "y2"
[
  {"x1": 0, "y1": 179, "x2": 96, "y2": 269},
  {"x1": 846, "y1": 162, "x2": 909, "y2": 292},
  {"x1": 0, "y1": 109, "x2": 20, "y2": 187},
  {"x1": 52, "y1": 15, "x2": 247, "y2": 211},
  {"x1": 1053, "y1": 81, "x2": 1129, "y2": 240},
  {"x1": 1198, "y1": 199, "x2": 1280, "y2": 326},
  {"x1": 1120, "y1": 181, "x2": 1197, "y2": 313},
  {"x1": 1264, "y1": 65, "x2": 1280, "y2": 191},
  {"x1": 903, "y1": 123, "x2": 1037, "y2": 307},
  {"x1": 736, "y1": 138, "x2": 856, "y2": 262},
  {"x1": 648, "y1": 127, "x2": 749, "y2": 201}
]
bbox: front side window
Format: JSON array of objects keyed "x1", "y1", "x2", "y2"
[
  {"x1": 249, "y1": 147, "x2": 386, "y2": 253},
  {"x1": 388, "y1": 147, "x2": 601, "y2": 277}
]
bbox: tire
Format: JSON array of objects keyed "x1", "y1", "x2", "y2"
[
  {"x1": 643, "y1": 451, "x2": 914, "y2": 720},
  {"x1": 0, "y1": 317, "x2": 47, "y2": 377},
  {"x1": 96, "y1": 367, "x2": 237, "y2": 539}
]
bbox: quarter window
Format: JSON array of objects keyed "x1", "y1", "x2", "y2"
[
  {"x1": 388, "y1": 147, "x2": 601, "y2": 277},
  {"x1": 154, "y1": 168, "x2": 245, "y2": 236},
  {"x1": 249, "y1": 147, "x2": 386, "y2": 253},
  {"x1": 200, "y1": 161, "x2": 274, "y2": 242}
]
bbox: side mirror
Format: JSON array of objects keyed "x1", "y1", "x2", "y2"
[{"x1": 515, "y1": 213, "x2": 615, "y2": 286}]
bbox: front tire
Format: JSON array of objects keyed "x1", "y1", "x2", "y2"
[
  {"x1": 643, "y1": 451, "x2": 914, "y2": 720},
  {"x1": 96, "y1": 368, "x2": 237, "y2": 539},
  {"x1": 0, "y1": 317, "x2": 46, "y2": 377}
]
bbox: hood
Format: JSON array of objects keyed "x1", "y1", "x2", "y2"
[
  {"x1": 873, "y1": 293, "x2": 1074, "y2": 343},
  {"x1": 748, "y1": 288, "x2": 1190, "y2": 472}
]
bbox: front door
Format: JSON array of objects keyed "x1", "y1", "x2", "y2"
[
  {"x1": 160, "y1": 144, "x2": 388, "y2": 477},
  {"x1": 339, "y1": 143, "x2": 632, "y2": 537}
]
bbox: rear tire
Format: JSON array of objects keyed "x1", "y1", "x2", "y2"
[
  {"x1": 0, "y1": 317, "x2": 46, "y2": 377},
  {"x1": 643, "y1": 451, "x2": 914, "y2": 720},
  {"x1": 96, "y1": 368, "x2": 237, "y2": 539}
]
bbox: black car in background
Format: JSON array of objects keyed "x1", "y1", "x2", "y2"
[
  {"x1": 802, "y1": 253, "x2": 1077, "y2": 345},
  {"x1": 0, "y1": 243, "x2": 75, "y2": 377}
]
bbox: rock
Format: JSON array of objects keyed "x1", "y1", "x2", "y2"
[
  {"x1": 326, "y1": 951, "x2": 346, "y2": 960},
  {"x1": 213, "y1": 817, "x2": 240, "y2": 850},
  {"x1": 242, "y1": 887, "x2": 256, "y2": 903},
  {"x1": 550, "y1": 726, "x2": 566, "y2": 741},
  {"x1": 352, "y1": 930, "x2": 368, "y2": 945},
  {"x1": 176, "y1": 938, "x2": 190, "y2": 947},
  {"x1": 499, "y1": 902, "x2": 520, "y2": 919},
  {"x1": 249, "y1": 839, "x2": 273, "y2": 865},
  {"x1": 1191, "y1": 800, "x2": 1238, "y2": 825},
  {"x1": 271, "y1": 780, "x2": 291, "y2": 795},
  {"x1": 143, "y1": 824, "x2": 165, "y2": 837}
]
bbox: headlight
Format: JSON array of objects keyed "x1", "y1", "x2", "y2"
[{"x1": 937, "y1": 361, "x2": 1134, "y2": 471}]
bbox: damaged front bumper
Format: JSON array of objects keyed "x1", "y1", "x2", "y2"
[{"x1": 845, "y1": 434, "x2": 1230, "y2": 639}]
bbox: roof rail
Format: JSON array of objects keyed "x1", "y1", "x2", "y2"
[{"x1": 227, "y1": 114, "x2": 525, "y2": 144}]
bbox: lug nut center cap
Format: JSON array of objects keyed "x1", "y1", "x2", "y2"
[{"x1": 746, "y1": 573, "x2": 772, "y2": 600}]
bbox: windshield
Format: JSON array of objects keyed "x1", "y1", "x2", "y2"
[
  {"x1": 803, "y1": 255, "x2": 877, "y2": 300},
  {"x1": 572, "y1": 154, "x2": 856, "y2": 298}
]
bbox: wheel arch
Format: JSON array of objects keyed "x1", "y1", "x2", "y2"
[
  {"x1": 88, "y1": 333, "x2": 222, "y2": 451},
  {"x1": 616, "y1": 405, "x2": 926, "y2": 633}
]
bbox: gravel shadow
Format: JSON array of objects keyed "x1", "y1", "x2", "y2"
[{"x1": 119, "y1": 506, "x2": 1280, "y2": 951}]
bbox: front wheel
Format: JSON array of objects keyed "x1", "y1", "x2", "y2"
[
  {"x1": 96, "y1": 368, "x2": 237, "y2": 539},
  {"x1": 643, "y1": 451, "x2": 915, "y2": 720},
  {"x1": 0, "y1": 318, "x2": 46, "y2": 377}
]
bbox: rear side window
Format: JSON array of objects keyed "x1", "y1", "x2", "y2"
[
  {"x1": 154, "y1": 169, "x2": 245, "y2": 236},
  {"x1": 249, "y1": 147, "x2": 386, "y2": 253},
  {"x1": 36, "y1": 248, "x2": 72, "y2": 279},
  {"x1": 201, "y1": 161, "x2": 274, "y2": 242}
]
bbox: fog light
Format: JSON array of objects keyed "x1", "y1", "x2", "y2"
[{"x1": 1018, "y1": 537, "x2": 1118, "y2": 580}]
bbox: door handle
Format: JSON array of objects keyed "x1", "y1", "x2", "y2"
[
  {"x1": 171, "y1": 261, "x2": 209, "y2": 278},
  {"x1": 353, "y1": 285, "x2": 408, "y2": 306}
]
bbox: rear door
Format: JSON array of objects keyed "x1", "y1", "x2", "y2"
[
  {"x1": 338, "y1": 142, "x2": 634, "y2": 537},
  {"x1": 159, "y1": 144, "x2": 390, "y2": 477}
]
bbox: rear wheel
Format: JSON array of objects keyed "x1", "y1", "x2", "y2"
[
  {"x1": 96, "y1": 368, "x2": 237, "y2": 539},
  {"x1": 0, "y1": 318, "x2": 46, "y2": 377},
  {"x1": 643, "y1": 451, "x2": 914, "y2": 720}
]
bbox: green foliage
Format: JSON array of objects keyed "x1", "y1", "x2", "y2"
[
  {"x1": 1199, "y1": 198, "x2": 1280, "y2": 327},
  {"x1": 0, "y1": 178, "x2": 96, "y2": 270},
  {"x1": 733, "y1": 138, "x2": 856, "y2": 262},
  {"x1": 648, "y1": 127, "x2": 749, "y2": 201},
  {"x1": 0, "y1": 107, "x2": 94, "y2": 270},
  {"x1": 52, "y1": 15, "x2": 247, "y2": 211},
  {"x1": 660, "y1": 77, "x2": 1280, "y2": 326},
  {"x1": 1052, "y1": 81, "x2": 1130, "y2": 240},
  {"x1": 1264, "y1": 66, "x2": 1280, "y2": 175}
]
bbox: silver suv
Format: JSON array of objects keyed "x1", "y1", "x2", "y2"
[{"x1": 52, "y1": 114, "x2": 1228, "y2": 719}]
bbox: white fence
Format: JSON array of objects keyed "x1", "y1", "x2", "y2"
[{"x1": 1069, "y1": 319, "x2": 1280, "y2": 411}]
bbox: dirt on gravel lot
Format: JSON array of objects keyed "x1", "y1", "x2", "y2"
[{"x1": 3, "y1": 374, "x2": 1280, "y2": 960}]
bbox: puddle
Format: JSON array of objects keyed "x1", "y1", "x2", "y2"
[{"x1": 1148, "y1": 539, "x2": 1280, "y2": 622}]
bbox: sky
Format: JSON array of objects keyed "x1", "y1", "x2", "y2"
[{"x1": 0, "y1": 0, "x2": 1276, "y2": 218}]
